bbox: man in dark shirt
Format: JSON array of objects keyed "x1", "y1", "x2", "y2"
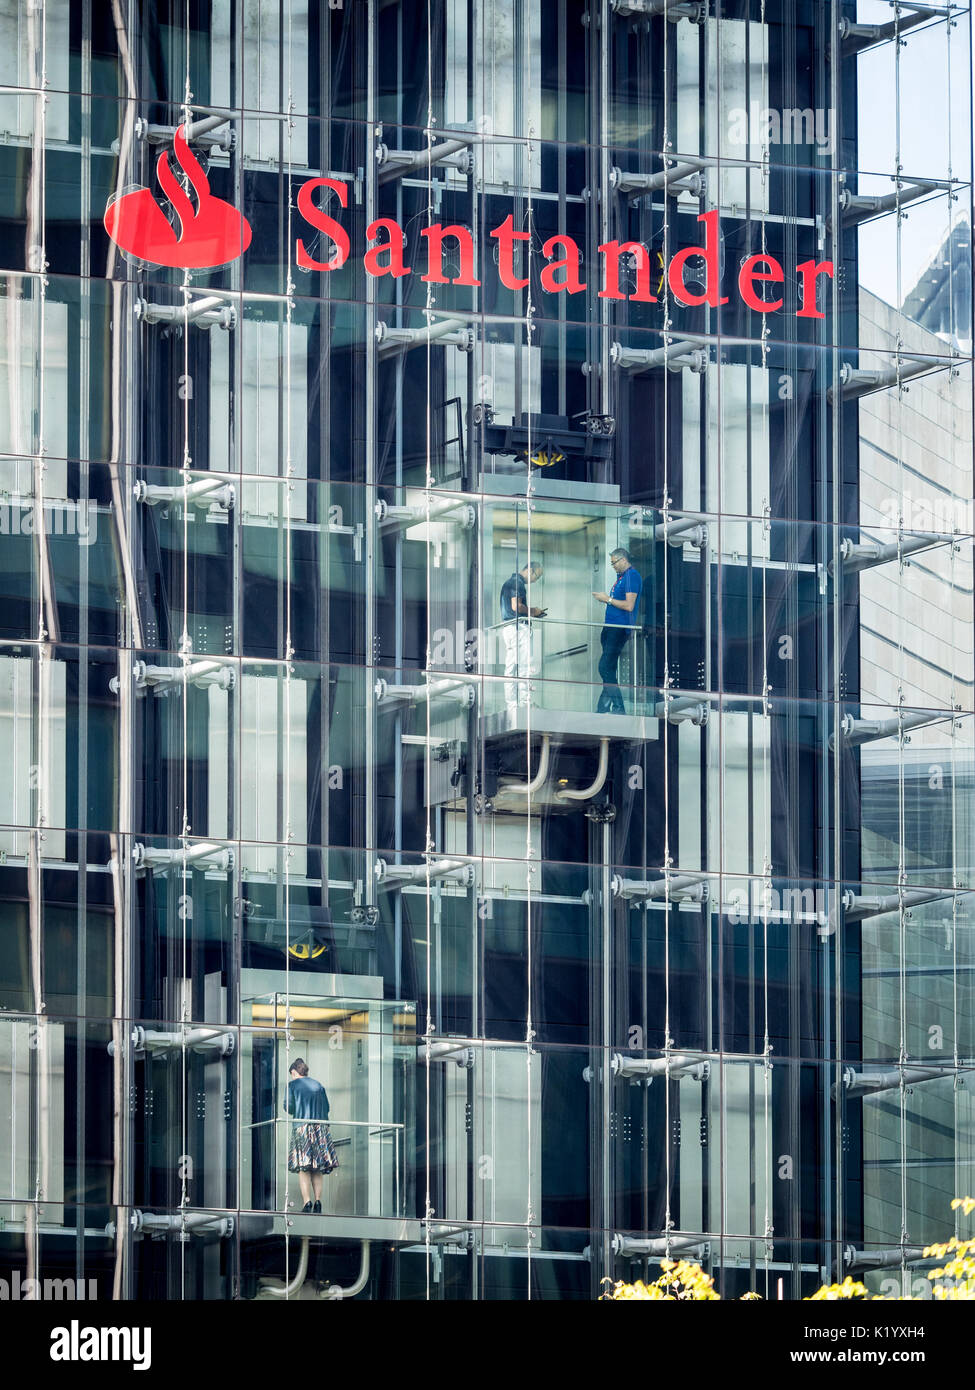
[
  {"x1": 500, "y1": 560, "x2": 545, "y2": 715},
  {"x1": 593, "y1": 547, "x2": 642, "y2": 714}
]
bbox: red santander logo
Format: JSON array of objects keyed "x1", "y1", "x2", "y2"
[
  {"x1": 104, "y1": 124, "x2": 251, "y2": 269},
  {"x1": 103, "y1": 126, "x2": 833, "y2": 318}
]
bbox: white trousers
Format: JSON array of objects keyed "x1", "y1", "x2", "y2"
[{"x1": 502, "y1": 621, "x2": 535, "y2": 713}]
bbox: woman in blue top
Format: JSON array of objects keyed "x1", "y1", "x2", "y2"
[
  {"x1": 285, "y1": 1057, "x2": 338, "y2": 1213},
  {"x1": 592, "y1": 547, "x2": 643, "y2": 714}
]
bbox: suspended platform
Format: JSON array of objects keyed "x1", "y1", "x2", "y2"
[{"x1": 481, "y1": 706, "x2": 659, "y2": 746}]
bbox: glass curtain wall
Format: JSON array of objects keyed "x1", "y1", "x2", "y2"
[{"x1": 0, "y1": 0, "x2": 973, "y2": 1300}]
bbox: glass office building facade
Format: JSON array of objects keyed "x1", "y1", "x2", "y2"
[{"x1": 0, "y1": 0, "x2": 973, "y2": 1301}]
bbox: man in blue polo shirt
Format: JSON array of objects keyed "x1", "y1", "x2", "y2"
[{"x1": 593, "y1": 547, "x2": 642, "y2": 714}]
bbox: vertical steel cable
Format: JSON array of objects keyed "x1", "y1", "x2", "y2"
[
  {"x1": 24, "y1": 0, "x2": 50, "y2": 1299},
  {"x1": 890, "y1": 1, "x2": 912, "y2": 1259},
  {"x1": 177, "y1": 0, "x2": 194, "y2": 1303},
  {"x1": 423, "y1": 0, "x2": 435, "y2": 1300},
  {"x1": 659, "y1": 0, "x2": 675, "y2": 1259},
  {"x1": 524, "y1": 58, "x2": 537, "y2": 1295},
  {"x1": 758, "y1": 0, "x2": 773, "y2": 1299},
  {"x1": 941, "y1": 9, "x2": 963, "y2": 1247},
  {"x1": 282, "y1": 0, "x2": 297, "y2": 1295}
]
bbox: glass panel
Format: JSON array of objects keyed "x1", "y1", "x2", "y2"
[{"x1": 0, "y1": 0, "x2": 972, "y2": 1302}]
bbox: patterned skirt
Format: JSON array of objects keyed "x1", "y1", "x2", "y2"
[{"x1": 288, "y1": 1122, "x2": 339, "y2": 1174}]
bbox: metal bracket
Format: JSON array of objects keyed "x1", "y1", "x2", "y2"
[
  {"x1": 129, "y1": 658, "x2": 237, "y2": 694},
  {"x1": 376, "y1": 136, "x2": 475, "y2": 184},
  {"x1": 108, "y1": 1025, "x2": 236, "y2": 1060},
  {"x1": 126, "y1": 113, "x2": 236, "y2": 153},
  {"x1": 134, "y1": 476, "x2": 235, "y2": 512},
  {"x1": 611, "y1": 339, "x2": 707, "y2": 374},
  {"x1": 611, "y1": 0, "x2": 705, "y2": 21},
  {"x1": 610, "y1": 159, "x2": 709, "y2": 198},
  {"x1": 654, "y1": 515, "x2": 709, "y2": 548},
  {"x1": 611, "y1": 1052, "x2": 711, "y2": 1081},
  {"x1": 829, "y1": 354, "x2": 951, "y2": 402},
  {"x1": 837, "y1": 7, "x2": 946, "y2": 55},
  {"x1": 135, "y1": 296, "x2": 237, "y2": 331},
  {"x1": 653, "y1": 693, "x2": 710, "y2": 725},
  {"x1": 374, "y1": 675, "x2": 475, "y2": 709},
  {"x1": 836, "y1": 177, "x2": 950, "y2": 228},
  {"x1": 132, "y1": 841, "x2": 234, "y2": 873},
  {"x1": 377, "y1": 857, "x2": 475, "y2": 888},
  {"x1": 375, "y1": 495, "x2": 476, "y2": 531},
  {"x1": 116, "y1": 1209, "x2": 235, "y2": 1240},
  {"x1": 613, "y1": 872, "x2": 709, "y2": 904},
  {"x1": 376, "y1": 318, "x2": 474, "y2": 358},
  {"x1": 417, "y1": 1042, "x2": 476, "y2": 1068},
  {"x1": 830, "y1": 708, "x2": 952, "y2": 748},
  {"x1": 832, "y1": 531, "x2": 955, "y2": 573}
]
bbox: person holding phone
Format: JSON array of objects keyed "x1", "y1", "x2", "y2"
[
  {"x1": 593, "y1": 548, "x2": 642, "y2": 714},
  {"x1": 500, "y1": 560, "x2": 546, "y2": 716}
]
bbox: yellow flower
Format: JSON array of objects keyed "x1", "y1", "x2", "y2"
[{"x1": 603, "y1": 1200, "x2": 975, "y2": 1303}]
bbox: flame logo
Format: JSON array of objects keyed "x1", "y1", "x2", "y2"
[{"x1": 104, "y1": 124, "x2": 251, "y2": 269}]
